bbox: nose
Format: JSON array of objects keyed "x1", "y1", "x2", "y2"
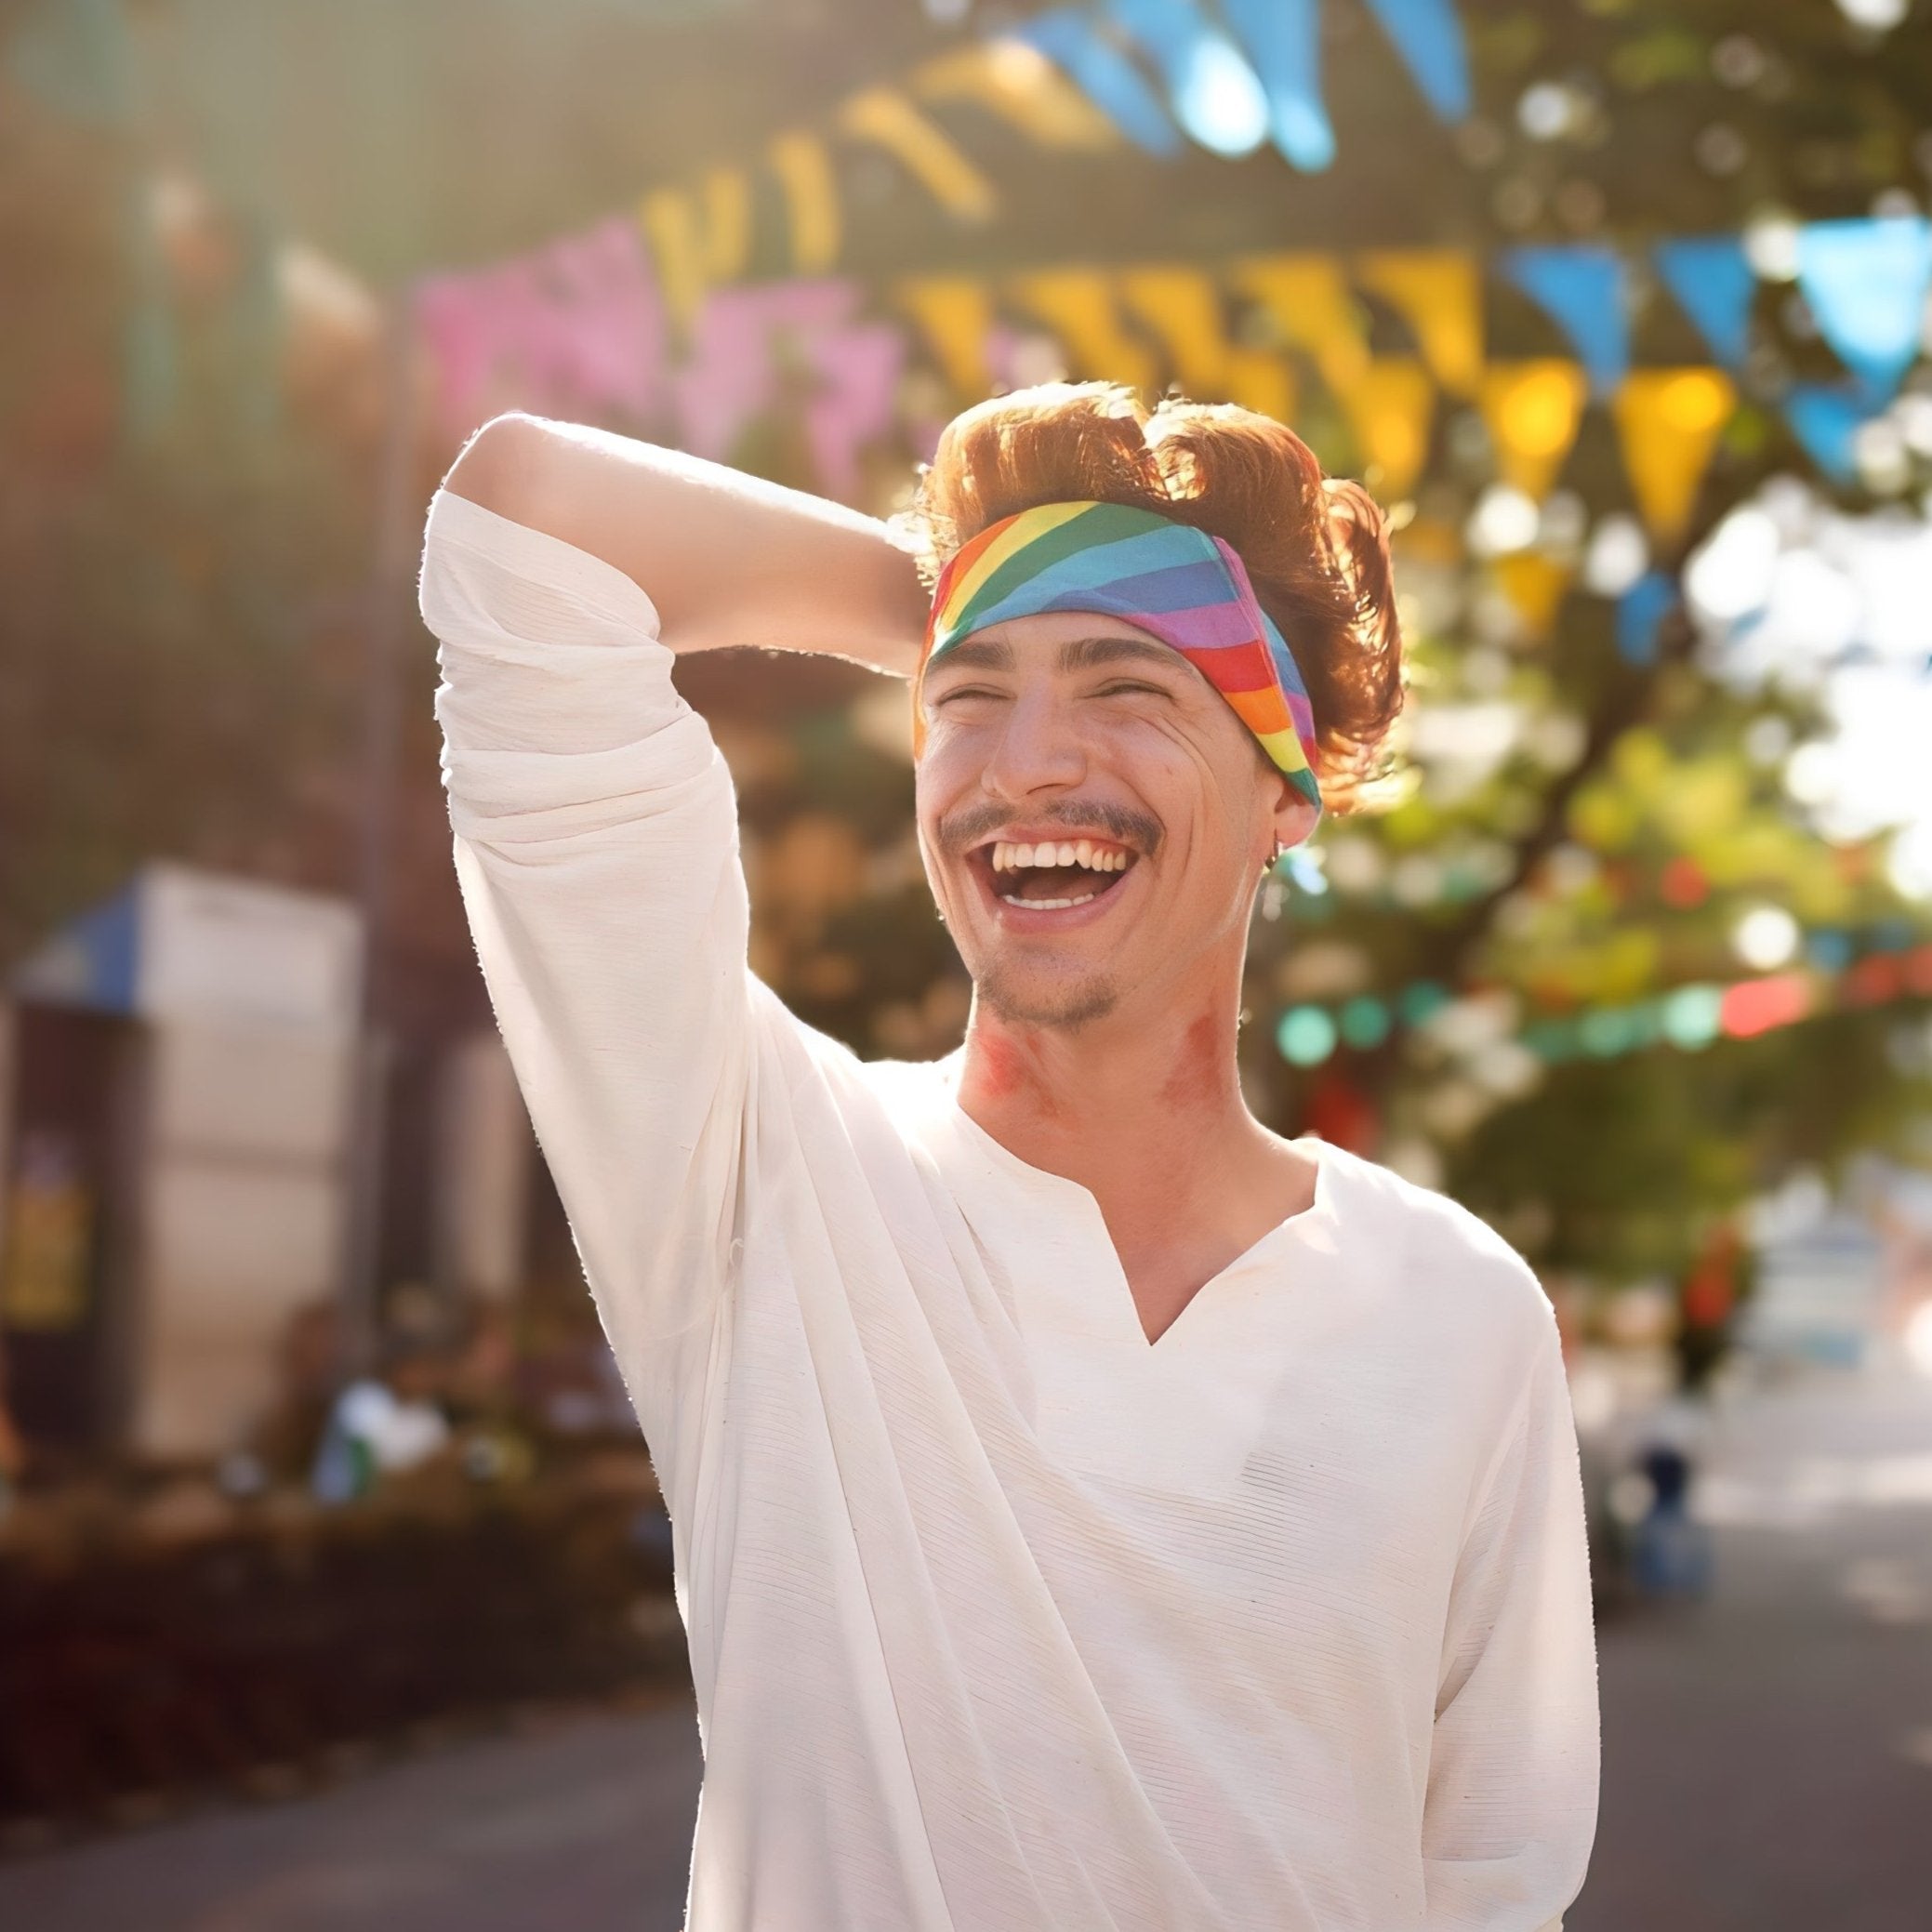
[{"x1": 975, "y1": 683, "x2": 1087, "y2": 803}]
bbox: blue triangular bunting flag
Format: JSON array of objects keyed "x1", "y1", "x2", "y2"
[
  {"x1": 1106, "y1": 0, "x2": 1269, "y2": 158},
  {"x1": 1502, "y1": 245, "x2": 1630, "y2": 396},
  {"x1": 1781, "y1": 382, "x2": 1872, "y2": 484},
  {"x1": 1013, "y1": 7, "x2": 1184, "y2": 156},
  {"x1": 1359, "y1": 0, "x2": 1472, "y2": 121},
  {"x1": 1616, "y1": 571, "x2": 1680, "y2": 667},
  {"x1": 1795, "y1": 216, "x2": 1932, "y2": 404},
  {"x1": 1220, "y1": 0, "x2": 1335, "y2": 171},
  {"x1": 1653, "y1": 235, "x2": 1756, "y2": 370}
]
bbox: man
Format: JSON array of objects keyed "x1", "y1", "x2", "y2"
[{"x1": 418, "y1": 381, "x2": 1599, "y2": 1930}]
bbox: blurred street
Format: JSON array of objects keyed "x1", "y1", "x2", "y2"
[
  {"x1": 4, "y1": 1363, "x2": 1929, "y2": 1932},
  {"x1": 1571, "y1": 1358, "x2": 1932, "y2": 1932},
  {"x1": 0, "y1": 1695, "x2": 704, "y2": 1932}
]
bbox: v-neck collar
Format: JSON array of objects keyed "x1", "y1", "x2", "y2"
[
  {"x1": 920, "y1": 1048, "x2": 1352, "y2": 1358},
  {"x1": 893, "y1": 1050, "x2": 1366, "y2": 1494}
]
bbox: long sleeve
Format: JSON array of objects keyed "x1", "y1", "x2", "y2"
[
  {"x1": 419, "y1": 486, "x2": 759, "y2": 1360},
  {"x1": 1422, "y1": 1313, "x2": 1601, "y2": 1931}
]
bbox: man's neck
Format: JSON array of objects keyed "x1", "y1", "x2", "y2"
[
  {"x1": 954, "y1": 997, "x2": 1251, "y2": 1174},
  {"x1": 951, "y1": 971, "x2": 1290, "y2": 1258}
]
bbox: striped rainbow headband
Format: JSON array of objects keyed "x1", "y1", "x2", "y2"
[{"x1": 913, "y1": 499, "x2": 1322, "y2": 818}]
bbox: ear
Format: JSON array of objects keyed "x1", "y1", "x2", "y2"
[{"x1": 1265, "y1": 768, "x2": 1321, "y2": 858}]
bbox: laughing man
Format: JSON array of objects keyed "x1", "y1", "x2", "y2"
[{"x1": 419, "y1": 380, "x2": 1600, "y2": 1931}]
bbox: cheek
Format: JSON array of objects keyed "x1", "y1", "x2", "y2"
[
  {"x1": 1088, "y1": 707, "x2": 1197, "y2": 778},
  {"x1": 1147, "y1": 741, "x2": 1266, "y2": 895},
  {"x1": 916, "y1": 717, "x2": 992, "y2": 786},
  {"x1": 914, "y1": 741, "x2": 975, "y2": 825},
  {"x1": 913, "y1": 757, "x2": 977, "y2": 887},
  {"x1": 1105, "y1": 716, "x2": 1230, "y2": 836}
]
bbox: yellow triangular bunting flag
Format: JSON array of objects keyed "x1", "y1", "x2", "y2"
[
  {"x1": 1008, "y1": 270, "x2": 1158, "y2": 396},
  {"x1": 834, "y1": 87, "x2": 998, "y2": 223},
  {"x1": 1356, "y1": 250, "x2": 1484, "y2": 397},
  {"x1": 1117, "y1": 267, "x2": 1296, "y2": 420},
  {"x1": 1228, "y1": 254, "x2": 1369, "y2": 391},
  {"x1": 1222, "y1": 350, "x2": 1296, "y2": 426},
  {"x1": 892, "y1": 277, "x2": 996, "y2": 399},
  {"x1": 767, "y1": 132, "x2": 841, "y2": 273},
  {"x1": 1118, "y1": 266, "x2": 1239, "y2": 394},
  {"x1": 1337, "y1": 357, "x2": 1436, "y2": 498},
  {"x1": 1492, "y1": 554, "x2": 1577, "y2": 641},
  {"x1": 910, "y1": 43, "x2": 1119, "y2": 152},
  {"x1": 697, "y1": 168, "x2": 752, "y2": 284},
  {"x1": 637, "y1": 189, "x2": 708, "y2": 331},
  {"x1": 1612, "y1": 367, "x2": 1737, "y2": 546},
  {"x1": 1480, "y1": 360, "x2": 1588, "y2": 500}
]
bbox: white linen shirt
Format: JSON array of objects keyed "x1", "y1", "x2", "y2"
[{"x1": 420, "y1": 487, "x2": 1600, "y2": 1932}]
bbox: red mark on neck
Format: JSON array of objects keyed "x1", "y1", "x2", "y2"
[
  {"x1": 1155, "y1": 1010, "x2": 1226, "y2": 1115},
  {"x1": 963, "y1": 1025, "x2": 1066, "y2": 1121}
]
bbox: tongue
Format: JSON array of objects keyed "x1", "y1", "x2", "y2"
[{"x1": 1010, "y1": 863, "x2": 1109, "y2": 903}]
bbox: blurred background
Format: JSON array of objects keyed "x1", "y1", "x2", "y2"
[{"x1": 2, "y1": 0, "x2": 1931, "y2": 1925}]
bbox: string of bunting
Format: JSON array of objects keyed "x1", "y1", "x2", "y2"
[
  {"x1": 414, "y1": 211, "x2": 1932, "y2": 648},
  {"x1": 623, "y1": 0, "x2": 1475, "y2": 304},
  {"x1": 416, "y1": 217, "x2": 1930, "y2": 498},
  {"x1": 403, "y1": 8, "x2": 1931, "y2": 685},
  {"x1": 620, "y1": 6, "x2": 1926, "y2": 487},
  {"x1": 1274, "y1": 934, "x2": 1932, "y2": 1070}
]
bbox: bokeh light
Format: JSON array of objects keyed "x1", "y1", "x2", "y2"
[
  {"x1": 1275, "y1": 1004, "x2": 1339, "y2": 1065},
  {"x1": 1732, "y1": 904, "x2": 1802, "y2": 971}
]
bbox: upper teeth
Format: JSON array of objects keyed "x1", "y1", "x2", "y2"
[{"x1": 990, "y1": 840, "x2": 1131, "y2": 873}]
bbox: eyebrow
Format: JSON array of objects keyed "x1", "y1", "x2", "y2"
[
  {"x1": 927, "y1": 633, "x2": 1180, "y2": 678},
  {"x1": 927, "y1": 637, "x2": 1020, "y2": 676},
  {"x1": 1055, "y1": 634, "x2": 1180, "y2": 675}
]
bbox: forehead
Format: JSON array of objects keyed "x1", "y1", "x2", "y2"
[{"x1": 925, "y1": 611, "x2": 1184, "y2": 679}]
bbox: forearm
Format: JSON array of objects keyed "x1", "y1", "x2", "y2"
[
  {"x1": 440, "y1": 412, "x2": 930, "y2": 676},
  {"x1": 422, "y1": 489, "x2": 758, "y2": 1349}
]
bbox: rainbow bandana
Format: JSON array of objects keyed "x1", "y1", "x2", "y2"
[{"x1": 914, "y1": 499, "x2": 1322, "y2": 816}]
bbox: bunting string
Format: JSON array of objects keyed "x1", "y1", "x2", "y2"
[{"x1": 411, "y1": 215, "x2": 1932, "y2": 531}]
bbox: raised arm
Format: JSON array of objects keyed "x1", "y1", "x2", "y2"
[
  {"x1": 1422, "y1": 1314, "x2": 1601, "y2": 1931},
  {"x1": 421, "y1": 414, "x2": 928, "y2": 1383},
  {"x1": 441, "y1": 411, "x2": 930, "y2": 672}
]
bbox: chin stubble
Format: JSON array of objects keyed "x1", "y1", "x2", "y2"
[
  {"x1": 974, "y1": 958, "x2": 1121, "y2": 1031},
  {"x1": 929, "y1": 819, "x2": 1147, "y2": 1031}
]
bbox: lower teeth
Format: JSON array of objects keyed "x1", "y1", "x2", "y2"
[{"x1": 1005, "y1": 888, "x2": 1101, "y2": 910}]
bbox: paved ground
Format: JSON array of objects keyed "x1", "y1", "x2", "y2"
[
  {"x1": 0, "y1": 1697, "x2": 705, "y2": 1932},
  {"x1": 1568, "y1": 1359, "x2": 1932, "y2": 1932},
  {"x1": 5, "y1": 1361, "x2": 1931, "y2": 1930}
]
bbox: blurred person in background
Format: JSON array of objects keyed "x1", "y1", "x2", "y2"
[
  {"x1": 1630, "y1": 1407, "x2": 1714, "y2": 1602},
  {"x1": 417, "y1": 382, "x2": 1599, "y2": 1929},
  {"x1": 310, "y1": 1327, "x2": 454, "y2": 1506}
]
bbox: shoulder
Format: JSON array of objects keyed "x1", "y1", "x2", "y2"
[
  {"x1": 1318, "y1": 1137, "x2": 1557, "y2": 1351},
  {"x1": 741, "y1": 984, "x2": 951, "y2": 1131},
  {"x1": 733, "y1": 1001, "x2": 970, "y2": 1211},
  {"x1": 850, "y1": 1047, "x2": 956, "y2": 1113}
]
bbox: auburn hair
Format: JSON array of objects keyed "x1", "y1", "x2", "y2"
[{"x1": 897, "y1": 380, "x2": 1406, "y2": 814}]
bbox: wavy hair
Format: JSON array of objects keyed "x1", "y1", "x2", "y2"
[{"x1": 895, "y1": 380, "x2": 1406, "y2": 814}]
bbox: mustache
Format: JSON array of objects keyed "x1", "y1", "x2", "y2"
[{"x1": 935, "y1": 799, "x2": 1164, "y2": 859}]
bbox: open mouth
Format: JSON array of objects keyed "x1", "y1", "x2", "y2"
[{"x1": 969, "y1": 836, "x2": 1142, "y2": 915}]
